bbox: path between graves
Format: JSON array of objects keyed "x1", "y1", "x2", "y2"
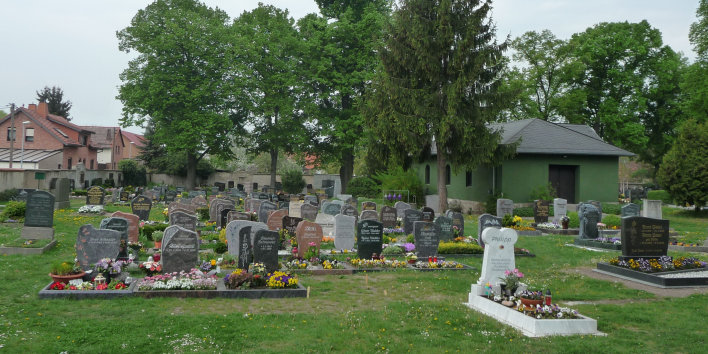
[{"x1": 564, "y1": 267, "x2": 708, "y2": 300}]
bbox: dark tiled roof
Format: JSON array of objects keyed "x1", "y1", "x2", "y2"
[
  {"x1": 489, "y1": 119, "x2": 634, "y2": 156},
  {"x1": 122, "y1": 131, "x2": 146, "y2": 148},
  {"x1": 82, "y1": 126, "x2": 121, "y2": 149}
]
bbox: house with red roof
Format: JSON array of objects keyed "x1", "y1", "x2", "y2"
[
  {"x1": 81, "y1": 126, "x2": 125, "y2": 170},
  {"x1": 120, "y1": 130, "x2": 145, "y2": 160},
  {"x1": 0, "y1": 102, "x2": 98, "y2": 170}
]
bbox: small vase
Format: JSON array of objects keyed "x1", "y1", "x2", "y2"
[{"x1": 562, "y1": 220, "x2": 569, "y2": 229}]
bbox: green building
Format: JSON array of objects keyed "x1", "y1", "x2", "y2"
[{"x1": 412, "y1": 119, "x2": 634, "y2": 204}]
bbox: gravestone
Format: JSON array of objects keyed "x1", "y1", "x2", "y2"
[
  {"x1": 434, "y1": 216, "x2": 454, "y2": 241},
  {"x1": 209, "y1": 198, "x2": 231, "y2": 222},
  {"x1": 360, "y1": 210, "x2": 378, "y2": 221},
  {"x1": 295, "y1": 221, "x2": 323, "y2": 258},
  {"x1": 289, "y1": 201, "x2": 304, "y2": 218},
  {"x1": 380, "y1": 206, "x2": 397, "y2": 228},
  {"x1": 315, "y1": 213, "x2": 335, "y2": 237},
  {"x1": 120, "y1": 190, "x2": 130, "y2": 202},
  {"x1": 225, "y1": 221, "x2": 268, "y2": 257},
  {"x1": 227, "y1": 211, "x2": 251, "y2": 223},
  {"x1": 161, "y1": 226, "x2": 199, "y2": 274},
  {"x1": 52, "y1": 178, "x2": 70, "y2": 210},
  {"x1": 131, "y1": 195, "x2": 153, "y2": 221},
  {"x1": 357, "y1": 219, "x2": 383, "y2": 259},
  {"x1": 420, "y1": 207, "x2": 435, "y2": 222},
  {"x1": 220, "y1": 208, "x2": 233, "y2": 230},
  {"x1": 169, "y1": 201, "x2": 196, "y2": 214},
  {"x1": 282, "y1": 216, "x2": 303, "y2": 237},
  {"x1": 112, "y1": 188, "x2": 121, "y2": 204},
  {"x1": 258, "y1": 201, "x2": 278, "y2": 225},
  {"x1": 191, "y1": 195, "x2": 208, "y2": 208},
  {"x1": 621, "y1": 203, "x2": 641, "y2": 218},
  {"x1": 477, "y1": 228, "x2": 518, "y2": 286},
  {"x1": 446, "y1": 210, "x2": 465, "y2": 236},
  {"x1": 323, "y1": 202, "x2": 342, "y2": 216},
  {"x1": 553, "y1": 198, "x2": 567, "y2": 223},
  {"x1": 86, "y1": 186, "x2": 105, "y2": 205},
  {"x1": 403, "y1": 209, "x2": 423, "y2": 235},
  {"x1": 477, "y1": 214, "x2": 502, "y2": 247},
  {"x1": 253, "y1": 229, "x2": 280, "y2": 272},
  {"x1": 169, "y1": 210, "x2": 197, "y2": 232},
  {"x1": 304, "y1": 195, "x2": 318, "y2": 206},
  {"x1": 361, "y1": 201, "x2": 377, "y2": 211},
  {"x1": 533, "y1": 199, "x2": 550, "y2": 223},
  {"x1": 642, "y1": 199, "x2": 662, "y2": 219},
  {"x1": 620, "y1": 216, "x2": 669, "y2": 259},
  {"x1": 165, "y1": 190, "x2": 177, "y2": 203},
  {"x1": 237, "y1": 226, "x2": 253, "y2": 269},
  {"x1": 588, "y1": 200, "x2": 602, "y2": 213},
  {"x1": 75, "y1": 225, "x2": 121, "y2": 271},
  {"x1": 250, "y1": 199, "x2": 263, "y2": 215},
  {"x1": 111, "y1": 211, "x2": 140, "y2": 243},
  {"x1": 496, "y1": 199, "x2": 513, "y2": 218},
  {"x1": 278, "y1": 201, "x2": 289, "y2": 210},
  {"x1": 578, "y1": 204, "x2": 601, "y2": 239},
  {"x1": 341, "y1": 204, "x2": 357, "y2": 217},
  {"x1": 99, "y1": 217, "x2": 129, "y2": 259},
  {"x1": 22, "y1": 190, "x2": 55, "y2": 240},
  {"x1": 413, "y1": 221, "x2": 441, "y2": 258},
  {"x1": 334, "y1": 214, "x2": 356, "y2": 250},
  {"x1": 301, "y1": 203, "x2": 318, "y2": 221},
  {"x1": 267, "y1": 209, "x2": 288, "y2": 231}
]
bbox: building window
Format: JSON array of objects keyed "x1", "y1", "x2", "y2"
[
  {"x1": 466, "y1": 171, "x2": 472, "y2": 187},
  {"x1": 445, "y1": 164, "x2": 451, "y2": 185},
  {"x1": 58, "y1": 164, "x2": 62, "y2": 169},
  {"x1": 81, "y1": 135, "x2": 88, "y2": 145},
  {"x1": 425, "y1": 165, "x2": 430, "y2": 184},
  {"x1": 90, "y1": 159, "x2": 94, "y2": 169},
  {"x1": 67, "y1": 158, "x2": 72, "y2": 170},
  {"x1": 6, "y1": 127, "x2": 16, "y2": 141},
  {"x1": 25, "y1": 128, "x2": 34, "y2": 142},
  {"x1": 115, "y1": 146, "x2": 119, "y2": 154}
]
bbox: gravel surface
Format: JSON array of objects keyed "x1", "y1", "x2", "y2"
[{"x1": 656, "y1": 270, "x2": 708, "y2": 278}]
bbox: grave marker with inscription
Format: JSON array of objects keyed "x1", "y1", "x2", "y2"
[
  {"x1": 553, "y1": 198, "x2": 567, "y2": 223},
  {"x1": 496, "y1": 199, "x2": 513, "y2": 218},
  {"x1": 380, "y1": 206, "x2": 397, "y2": 228},
  {"x1": 357, "y1": 219, "x2": 383, "y2": 259},
  {"x1": 446, "y1": 210, "x2": 465, "y2": 236},
  {"x1": 131, "y1": 195, "x2": 153, "y2": 221},
  {"x1": 620, "y1": 216, "x2": 669, "y2": 258},
  {"x1": 621, "y1": 203, "x2": 640, "y2": 218},
  {"x1": 578, "y1": 204, "x2": 601, "y2": 239},
  {"x1": 533, "y1": 200, "x2": 550, "y2": 223},
  {"x1": 420, "y1": 207, "x2": 435, "y2": 222},
  {"x1": 75, "y1": 225, "x2": 121, "y2": 271},
  {"x1": 22, "y1": 190, "x2": 55, "y2": 240},
  {"x1": 334, "y1": 214, "x2": 356, "y2": 250},
  {"x1": 169, "y1": 211, "x2": 197, "y2": 232},
  {"x1": 237, "y1": 226, "x2": 253, "y2": 269},
  {"x1": 295, "y1": 221, "x2": 323, "y2": 258},
  {"x1": 111, "y1": 211, "x2": 140, "y2": 242},
  {"x1": 477, "y1": 228, "x2": 518, "y2": 286},
  {"x1": 360, "y1": 210, "x2": 378, "y2": 221},
  {"x1": 301, "y1": 203, "x2": 318, "y2": 221},
  {"x1": 99, "y1": 217, "x2": 129, "y2": 259},
  {"x1": 434, "y1": 215, "x2": 453, "y2": 241},
  {"x1": 413, "y1": 221, "x2": 441, "y2": 258},
  {"x1": 477, "y1": 214, "x2": 502, "y2": 247},
  {"x1": 161, "y1": 226, "x2": 199, "y2": 274},
  {"x1": 403, "y1": 209, "x2": 422, "y2": 235},
  {"x1": 86, "y1": 186, "x2": 105, "y2": 205},
  {"x1": 253, "y1": 229, "x2": 280, "y2": 272}
]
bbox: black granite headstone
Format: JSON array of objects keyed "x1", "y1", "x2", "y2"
[
  {"x1": 238, "y1": 226, "x2": 253, "y2": 269},
  {"x1": 578, "y1": 204, "x2": 601, "y2": 239},
  {"x1": 446, "y1": 210, "x2": 465, "y2": 236},
  {"x1": 24, "y1": 190, "x2": 55, "y2": 227},
  {"x1": 357, "y1": 219, "x2": 383, "y2": 260},
  {"x1": 413, "y1": 221, "x2": 440, "y2": 258},
  {"x1": 75, "y1": 225, "x2": 121, "y2": 271},
  {"x1": 380, "y1": 206, "x2": 397, "y2": 228},
  {"x1": 477, "y1": 214, "x2": 502, "y2": 247},
  {"x1": 434, "y1": 216, "x2": 453, "y2": 241},
  {"x1": 161, "y1": 225, "x2": 199, "y2": 274},
  {"x1": 131, "y1": 195, "x2": 153, "y2": 221},
  {"x1": 403, "y1": 209, "x2": 422, "y2": 235},
  {"x1": 283, "y1": 216, "x2": 303, "y2": 236},
  {"x1": 253, "y1": 229, "x2": 279, "y2": 272},
  {"x1": 421, "y1": 207, "x2": 435, "y2": 222},
  {"x1": 620, "y1": 216, "x2": 669, "y2": 258},
  {"x1": 533, "y1": 199, "x2": 550, "y2": 223}
]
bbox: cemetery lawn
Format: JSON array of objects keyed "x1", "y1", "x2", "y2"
[{"x1": 0, "y1": 203, "x2": 706, "y2": 352}]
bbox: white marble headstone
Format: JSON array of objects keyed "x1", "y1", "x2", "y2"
[
  {"x1": 642, "y1": 199, "x2": 662, "y2": 219},
  {"x1": 553, "y1": 198, "x2": 567, "y2": 223},
  {"x1": 477, "y1": 227, "x2": 518, "y2": 286},
  {"x1": 315, "y1": 213, "x2": 335, "y2": 237},
  {"x1": 289, "y1": 201, "x2": 304, "y2": 218}
]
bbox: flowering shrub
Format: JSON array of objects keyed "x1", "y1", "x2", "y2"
[
  {"x1": 137, "y1": 269, "x2": 218, "y2": 290},
  {"x1": 609, "y1": 256, "x2": 706, "y2": 273}
]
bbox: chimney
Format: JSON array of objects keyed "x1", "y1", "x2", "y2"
[
  {"x1": 28, "y1": 103, "x2": 37, "y2": 112},
  {"x1": 37, "y1": 102, "x2": 49, "y2": 117}
]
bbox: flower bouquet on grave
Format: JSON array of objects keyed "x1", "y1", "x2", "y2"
[
  {"x1": 139, "y1": 258, "x2": 162, "y2": 276},
  {"x1": 94, "y1": 258, "x2": 130, "y2": 282},
  {"x1": 499, "y1": 268, "x2": 524, "y2": 295}
]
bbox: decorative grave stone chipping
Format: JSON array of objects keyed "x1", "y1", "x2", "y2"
[
  {"x1": 86, "y1": 186, "x2": 105, "y2": 205},
  {"x1": 361, "y1": 201, "x2": 377, "y2": 211},
  {"x1": 315, "y1": 213, "x2": 335, "y2": 237},
  {"x1": 253, "y1": 229, "x2": 280, "y2": 272},
  {"x1": 552, "y1": 198, "x2": 567, "y2": 223},
  {"x1": 621, "y1": 203, "x2": 641, "y2": 218},
  {"x1": 225, "y1": 221, "x2": 268, "y2": 258},
  {"x1": 578, "y1": 204, "x2": 601, "y2": 239},
  {"x1": 111, "y1": 211, "x2": 140, "y2": 243},
  {"x1": 403, "y1": 209, "x2": 422, "y2": 235},
  {"x1": 282, "y1": 216, "x2": 303, "y2": 237},
  {"x1": 267, "y1": 209, "x2": 288, "y2": 231},
  {"x1": 446, "y1": 210, "x2": 465, "y2": 236},
  {"x1": 301, "y1": 203, "x2": 318, "y2": 221},
  {"x1": 413, "y1": 221, "x2": 440, "y2": 258},
  {"x1": 357, "y1": 219, "x2": 383, "y2": 259},
  {"x1": 99, "y1": 217, "x2": 129, "y2": 259},
  {"x1": 360, "y1": 210, "x2": 378, "y2": 221},
  {"x1": 620, "y1": 216, "x2": 669, "y2": 259},
  {"x1": 477, "y1": 214, "x2": 502, "y2": 247},
  {"x1": 340, "y1": 204, "x2": 357, "y2": 217},
  {"x1": 420, "y1": 206, "x2": 435, "y2": 222},
  {"x1": 496, "y1": 199, "x2": 513, "y2": 218},
  {"x1": 238, "y1": 226, "x2": 253, "y2": 269},
  {"x1": 161, "y1": 225, "x2": 199, "y2": 274},
  {"x1": 22, "y1": 190, "x2": 55, "y2": 240},
  {"x1": 295, "y1": 221, "x2": 323, "y2": 258},
  {"x1": 533, "y1": 200, "x2": 550, "y2": 223},
  {"x1": 75, "y1": 225, "x2": 121, "y2": 271},
  {"x1": 169, "y1": 210, "x2": 198, "y2": 232},
  {"x1": 289, "y1": 201, "x2": 304, "y2": 218},
  {"x1": 380, "y1": 206, "x2": 397, "y2": 228},
  {"x1": 434, "y1": 215, "x2": 453, "y2": 241},
  {"x1": 334, "y1": 214, "x2": 356, "y2": 250},
  {"x1": 131, "y1": 195, "x2": 153, "y2": 221},
  {"x1": 258, "y1": 201, "x2": 278, "y2": 226},
  {"x1": 395, "y1": 201, "x2": 412, "y2": 219},
  {"x1": 477, "y1": 227, "x2": 518, "y2": 286},
  {"x1": 642, "y1": 199, "x2": 662, "y2": 219}
]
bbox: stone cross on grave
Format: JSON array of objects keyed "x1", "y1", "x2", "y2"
[{"x1": 477, "y1": 227, "x2": 518, "y2": 286}]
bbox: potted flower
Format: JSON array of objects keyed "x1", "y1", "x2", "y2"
[
  {"x1": 499, "y1": 268, "x2": 524, "y2": 295},
  {"x1": 139, "y1": 257, "x2": 162, "y2": 276},
  {"x1": 94, "y1": 258, "x2": 129, "y2": 283},
  {"x1": 405, "y1": 252, "x2": 418, "y2": 264},
  {"x1": 561, "y1": 216, "x2": 570, "y2": 229},
  {"x1": 49, "y1": 260, "x2": 85, "y2": 284},
  {"x1": 518, "y1": 289, "x2": 544, "y2": 307},
  {"x1": 153, "y1": 231, "x2": 164, "y2": 249}
]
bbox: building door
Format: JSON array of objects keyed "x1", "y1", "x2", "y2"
[{"x1": 549, "y1": 165, "x2": 576, "y2": 203}]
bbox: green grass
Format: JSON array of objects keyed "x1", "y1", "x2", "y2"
[{"x1": 0, "y1": 200, "x2": 707, "y2": 352}]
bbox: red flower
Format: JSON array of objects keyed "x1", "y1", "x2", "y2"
[
  {"x1": 50, "y1": 281, "x2": 65, "y2": 290},
  {"x1": 254, "y1": 275, "x2": 261, "y2": 279},
  {"x1": 69, "y1": 285, "x2": 77, "y2": 290},
  {"x1": 96, "y1": 284, "x2": 108, "y2": 290},
  {"x1": 114, "y1": 283, "x2": 126, "y2": 290}
]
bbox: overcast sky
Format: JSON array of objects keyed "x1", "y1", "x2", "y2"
[{"x1": 0, "y1": 0, "x2": 699, "y2": 134}]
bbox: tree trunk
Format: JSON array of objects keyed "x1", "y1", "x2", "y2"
[
  {"x1": 436, "y1": 144, "x2": 448, "y2": 213},
  {"x1": 270, "y1": 147, "x2": 278, "y2": 193},
  {"x1": 186, "y1": 153, "x2": 197, "y2": 190},
  {"x1": 340, "y1": 148, "x2": 354, "y2": 194}
]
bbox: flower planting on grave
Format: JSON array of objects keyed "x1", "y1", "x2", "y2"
[
  {"x1": 223, "y1": 264, "x2": 299, "y2": 290},
  {"x1": 78, "y1": 205, "x2": 104, "y2": 214},
  {"x1": 411, "y1": 259, "x2": 465, "y2": 269},
  {"x1": 139, "y1": 258, "x2": 162, "y2": 276},
  {"x1": 609, "y1": 256, "x2": 707, "y2": 273},
  {"x1": 48, "y1": 279, "x2": 129, "y2": 291},
  {"x1": 137, "y1": 269, "x2": 218, "y2": 290},
  {"x1": 349, "y1": 258, "x2": 407, "y2": 269}
]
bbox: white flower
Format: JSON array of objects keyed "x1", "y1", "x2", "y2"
[
  {"x1": 557, "y1": 312, "x2": 563, "y2": 318},
  {"x1": 536, "y1": 314, "x2": 542, "y2": 319}
]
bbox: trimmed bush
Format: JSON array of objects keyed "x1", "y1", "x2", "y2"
[
  {"x1": 513, "y1": 207, "x2": 533, "y2": 217},
  {"x1": 602, "y1": 214, "x2": 621, "y2": 228},
  {"x1": 647, "y1": 190, "x2": 672, "y2": 205},
  {"x1": 282, "y1": 169, "x2": 306, "y2": 194},
  {"x1": 602, "y1": 204, "x2": 621, "y2": 215},
  {"x1": 142, "y1": 223, "x2": 168, "y2": 241},
  {"x1": 73, "y1": 189, "x2": 87, "y2": 196},
  {"x1": 438, "y1": 242, "x2": 483, "y2": 254},
  {"x1": 567, "y1": 211, "x2": 580, "y2": 228},
  {"x1": 214, "y1": 242, "x2": 228, "y2": 254},
  {"x1": 0, "y1": 189, "x2": 19, "y2": 202},
  {"x1": 196, "y1": 207, "x2": 209, "y2": 221},
  {"x1": 347, "y1": 176, "x2": 380, "y2": 198},
  {"x1": 2, "y1": 201, "x2": 26, "y2": 219}
]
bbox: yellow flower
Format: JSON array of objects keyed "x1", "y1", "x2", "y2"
[{"x1": 210, "y1": 259, "x2": 216, "y2": 266}]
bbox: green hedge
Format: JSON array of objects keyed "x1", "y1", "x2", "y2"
[
  {"x1": 347, "y1": 177, "x2": 380, "y2": 198},
  {"x1": 601, "y1": 214, "x2": 621, "y2": 228},
  {"x1": 0, "y1": 189, "x2": 19, "y2": 202},
  {"x1": 568, "y1": 211, "x2": 580, "y2": 228},
  {"x1": 438, "y1": 242, "x2": 483, "y2": 254},
  {"x1": 602, "y1": 204, "x2": 621, "y2": 215},
  {"x1": 2, "y1": 201, "x2": 26, "y2": 219},
  {"x1": 647, "y1": 190, "x2": 672, "y2": 204},
  {"x1": 142, "y1": 223, "x2": 168, "y2": 241},
  {"x1": 73, "y1": 189, "x2": 87, "y2": 196}
]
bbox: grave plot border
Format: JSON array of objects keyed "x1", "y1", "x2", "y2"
[
  {"x1": 408, "y1": 262, "x2": 475, "y2": 271},
  {"x1": 516, "y1": 230, "x2": 543, "y2": 236},
  {"x1": 573, "y1": 239, "x2": 622, "y2": 251},
  {"x1": 538, "y1": 228, "x2": 578, "y2": 236},
  {"x1": 38, "y1": 281, "x2": 136, "y2": 300},
  {"x1": 668, "y1": 245, "x2": 708, "y2": 253},
  {"x1": 465, "y1": 284, "x2": 602, "y2": 337},
  {"x1": 596, "y1": 263, "x2": 708, "y2": 287},
  {"x1": 0, "y1": 239, "x2": 57, "y2": 255},
  {"x1": 134, "y1": 281, "x2": 307, "y2": 298}
]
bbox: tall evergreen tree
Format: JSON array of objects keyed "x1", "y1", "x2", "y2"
[
  {"x1": 365, "y1": 0, "x2": 513, "y2": 212},
  {"x1": 35, "y1": 86, "x2": 72, "y2": 119}
]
